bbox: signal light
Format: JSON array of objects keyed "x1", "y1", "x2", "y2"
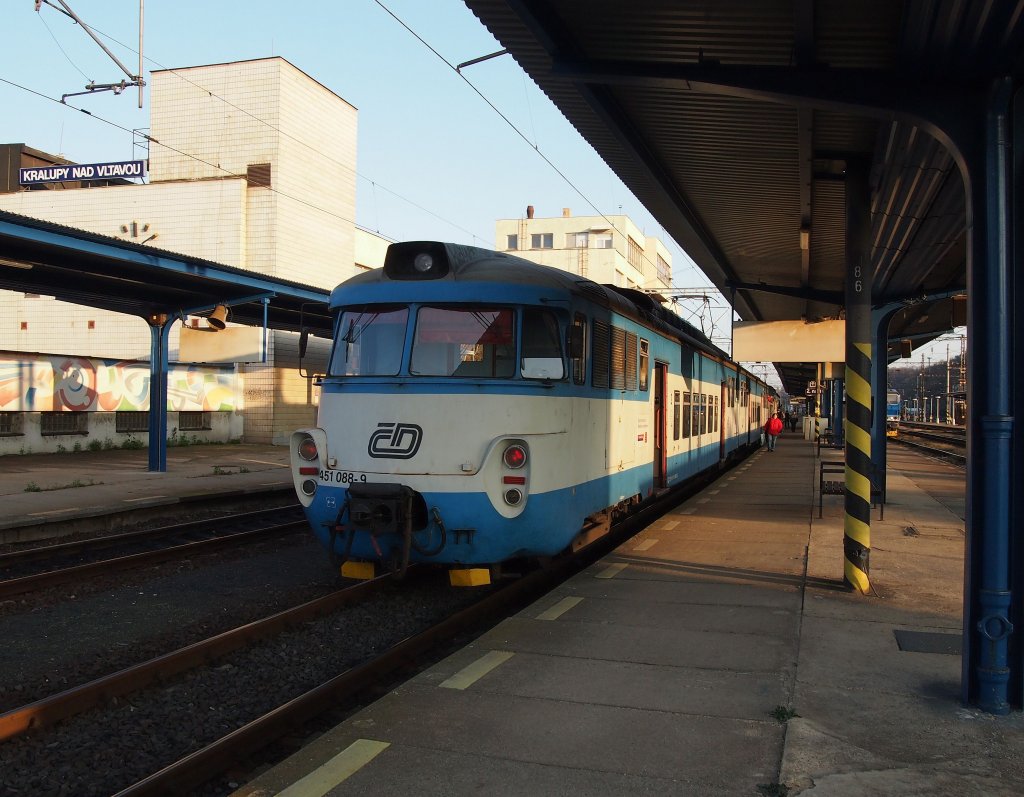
[
  {"x1": 503, "y1": 443, "x2": 527, "y2": 469},
  {"x1": 297, "y1": 436, "x2": 318, "y2": 461}
]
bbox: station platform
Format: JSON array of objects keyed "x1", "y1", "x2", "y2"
[
  {"x1": 0, "y1": 443, "x2": 293, "y2": 544},
  {"x1": 231, "y1": 435, "x2": 1024, "y2": 797}
]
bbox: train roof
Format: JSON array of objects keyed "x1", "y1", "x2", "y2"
[{"x1": 339, "y1": 241, "x2": 733, "y2": 362}]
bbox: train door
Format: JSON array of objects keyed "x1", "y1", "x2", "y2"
[{"x1": 654, "y1": 362, "x2": 667, "y2": 488}]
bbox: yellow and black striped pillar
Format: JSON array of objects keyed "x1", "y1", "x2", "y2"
[{"x1": 844, "y1": 161, "x2": 872, "y2": 594}]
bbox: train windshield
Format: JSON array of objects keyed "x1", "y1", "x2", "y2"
[
  {"x1": 411, "y1": 307, "x2": 516, "y2": 377},
  {"x1": 331, "y1": 305, "x2": 408, "y2": 375}
]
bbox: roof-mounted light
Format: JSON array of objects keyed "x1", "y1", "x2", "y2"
[{"x1": 383, "y1": 241, "x2": 451, "y2": 281}]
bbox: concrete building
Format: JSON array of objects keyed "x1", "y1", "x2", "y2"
[
  {"x1": 495, "y1": 207, "x2": 673, "y2": 292},
  {"x1": 0, "y1": 57, "x2": 382, "y2": 454}
]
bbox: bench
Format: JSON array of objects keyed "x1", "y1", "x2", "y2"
[
  {"x1": 818, "y1": 460, "x2": 887, "y2": 520},
  {"x1": 819, "y1": 461, "x2": 845, "y2": 518}
]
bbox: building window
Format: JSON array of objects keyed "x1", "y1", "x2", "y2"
[
  {"x1": 531, "y1": 233, "x2": 553, "y2": 249},
  {"x1": 0, "y1": 412, "x2": 23, "y2": 436},
  {"x1": 179, "y1": 411, "x2": 212, "y2": 431},
  {"x1": 656, "y1": 254, "x2": 671, "y2": 284},
  {"x1": 566, "y1": 232, "x2": 589, "y2": 248},
  {"x1": 594, "y1": 233, "x2": 613, "y2": 249},
  {"x1": 506, "y1": 234, "x2": 518, "y2": 250},
  {"x1": 116, "y1": 411, "x2": 150, "y2": 433},
  {"x1": 627, "y1": 236, "x2": 643, "y2": 270},
  {"x1": 41, "y1": 412, "x2": 88, "y2": 435}
]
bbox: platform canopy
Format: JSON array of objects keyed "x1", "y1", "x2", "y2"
[
  {"x1": 462, "y1": 0, "x2": 1018, "y2": 393},
  {"x1": 0, "y1": 210, "x2": 333, "y2": 335}
]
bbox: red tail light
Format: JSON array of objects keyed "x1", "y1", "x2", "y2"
[
  {"x1": 297, "y1": 436, "x2": 318, "y2": 461},
  {"x1": 503, "y1": 443, "x2": 527, "y2": 469}
]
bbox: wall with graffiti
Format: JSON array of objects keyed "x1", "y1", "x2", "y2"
[{"x1": 0, "y1": 353, "x2": 237, "y2": 412}]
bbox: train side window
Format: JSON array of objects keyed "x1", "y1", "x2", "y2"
[
  {"x1": 673, "y1": 390, "x2": 681, "y2": 440},
  {"x1": 571, "y1": 314, "x2": 587, "y2": 385},
  {"x1": 638, "y1": 338, "x2": 649, "y2": 391},
  {"x1": 683, "y1": 392, "x2": 692, "y2": 437},
  {"x1": 592, "y1": 319, "x2": 610, "y2": 388},
  {"x1": 521, "y1": 308, "x2": 564, "y2": 380},
  {"x1": 699, "y1": 394, "x2": 708, "y2": 435}
]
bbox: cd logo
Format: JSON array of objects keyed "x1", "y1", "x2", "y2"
[{"x1": 368, "y1": 422, "x2": 423, "y2": 459}]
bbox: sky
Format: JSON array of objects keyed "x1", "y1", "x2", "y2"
[
  {"x1": 0, "y1": 1, "x2": 960, "y2": 389},
  {"x1": 1, "y1": 1, "x2": 732, "y2": 329}
]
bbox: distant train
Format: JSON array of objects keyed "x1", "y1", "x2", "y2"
[
  {"x1": 290, "y1": 242, "x2": 775, "y2": 586},
  {"x1": 886, "y1": 390, "x2": 900, "y2": 436}
]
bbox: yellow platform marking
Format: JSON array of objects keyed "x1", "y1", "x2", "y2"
[
  {"x1": 275, "y1": 738, "x2": 390, "y2": 797},
  {"x1": 708, "y1": 489, "x2": 720, "y2": 495},
  {"x1": 439, "y1": 650, "x2": 514, "y2": 690},
  {"x1": 697, "y1": 498, "x2": 711, "y2": 504},
  {"x1": 680, "y1": 507, "x2": 698, "y2": 515},
  {"x1": 634, "y1": 538, "x2": 660, "y2": 550},
  {"x1": 123, "y1": 496, "x2": 168, "y2": 502},
  {"x1": 536, "y1": 596, "x2": 583, "y2": 621},
  {"x1": 596, "y1": 562, "x2": 629, "y2": 579},
  {"x1": 660, "y1": 519, "x2": 679, "y2": 530}
]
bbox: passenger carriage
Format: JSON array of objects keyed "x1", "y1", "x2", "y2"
[{"x1": 291, "y1": 241, "x2": 774, "y2": 585}]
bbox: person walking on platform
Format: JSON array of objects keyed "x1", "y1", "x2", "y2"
[
  {"x1": 789, "y1": 412, "x2": 799, "y2": 433},
  {"x1": 764, "y1": 412, "x2": 784, "y2": 451}
]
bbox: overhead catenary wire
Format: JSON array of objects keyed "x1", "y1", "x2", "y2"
[{"x1": 30, "y1": 2, "x2": 492, "y2": 246}]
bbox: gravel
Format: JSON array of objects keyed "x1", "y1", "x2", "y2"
[{"x1": 0, "y1": 529, "x2": 486, "y2": 796}]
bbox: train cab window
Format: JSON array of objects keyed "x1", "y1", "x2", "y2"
[
  {"x1": 639, "y1": 339, "x2": 649, "y2": 391},
  {"x1": 411, "y1": 306, "x2": 515, "y2": 377},
  {"x1": 521, "y1": 308, "x2": 564, "y2": 379},
  {"x1": 331, "y1": 305, "x2": 408, "y2": 376}
]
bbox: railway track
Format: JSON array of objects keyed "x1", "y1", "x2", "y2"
[
  {"x1": 892, "y1": 421, "x2": 966, "y2": 466},
  {"x1": 0, "y1": 448, "x2": 743, "y2": 796},
  {"x1": 0, "y1": 505, "x2": 305, "y2": 599}
]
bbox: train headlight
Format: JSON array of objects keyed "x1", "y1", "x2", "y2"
[
  {"x1": 383, "y1": 241, "x2": 451, "y2": 280},
  {"x1": 300, "y1": 479, "x2": 317, "y2": 497},
  {"x1": 297, "y1": 436, "x2": 318, "y2": 461},
  {"x1": 503, "y1": 488, "x2": 523, "y2": 506},
  {"x1": 503, "y1": 444, "x2": 527, "y2": 469}
]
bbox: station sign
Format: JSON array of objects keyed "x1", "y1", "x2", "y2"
[{"x1": 19, "y1": 159, "x2": 147, "y2": 185}]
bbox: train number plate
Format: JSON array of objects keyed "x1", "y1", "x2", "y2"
[{"x1": 319, "y1": 470, "x2": 367, "y2": 484}]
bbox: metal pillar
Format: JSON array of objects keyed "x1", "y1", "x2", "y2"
[
  {"x1": 963, "y1": 78, "x2": 1015, "y2": 713},
  {"x1": 831, "y1": 377, "x2": 845, "y2": 447},
  {"x1": 146, "y1": 314, "x2": 171, "y2": 472},
  {"x1": 843, "y1": 160, "x2": 872, "y2": 594},
  {"x1": 870, "y1": 308, "x2": 901, "y2": 504}
]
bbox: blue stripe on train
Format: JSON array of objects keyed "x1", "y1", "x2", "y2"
[{"x1": 303, "y1": 435, "x2": 751, "y2": 565}]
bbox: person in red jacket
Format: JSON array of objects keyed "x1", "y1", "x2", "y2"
[{"x1": 764, "y1": 412, "x2": 785, "y2": 451}]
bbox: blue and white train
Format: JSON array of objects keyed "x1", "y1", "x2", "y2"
[{"x1": 290, "y1": 242, "x2": 775, "y2": 585}]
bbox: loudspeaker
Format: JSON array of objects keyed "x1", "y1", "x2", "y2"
[{"x1": 207, "y1": 305, "x2": 228, "y2": 330}]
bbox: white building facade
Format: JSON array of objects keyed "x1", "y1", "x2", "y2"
[
  {"x1": 0, "y1": 58, "x2": 377, "y2": 453},
  {"x1": 495, "y1": 207, "x2": 673, "y2": 292}
]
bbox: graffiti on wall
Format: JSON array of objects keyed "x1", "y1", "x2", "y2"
[{"x1": 0, "y1": 354, "x2": 237, "y2": 412}]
